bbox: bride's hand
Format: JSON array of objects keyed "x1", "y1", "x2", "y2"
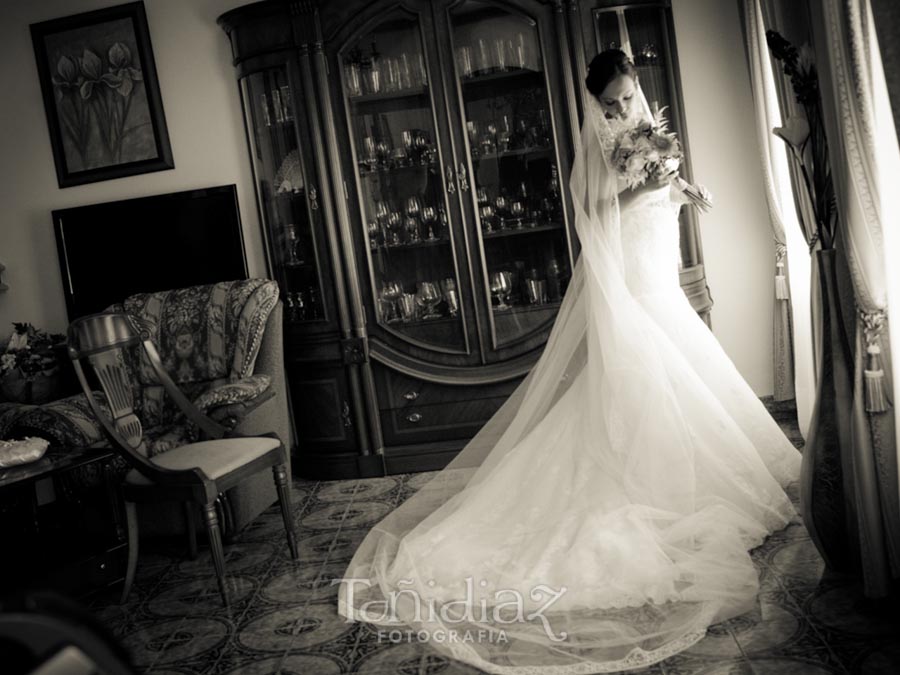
[{"x1": 673, "y1": 178, "x2": 713, "y2": 212}]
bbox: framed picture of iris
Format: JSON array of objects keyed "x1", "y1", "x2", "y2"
[{"x1": 31, "y1": 1, "x2": 174, "y2": 188}]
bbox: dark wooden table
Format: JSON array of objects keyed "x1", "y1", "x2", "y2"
[{"x1": 0, "y1": 445, "x2": 126, "y2": 598}]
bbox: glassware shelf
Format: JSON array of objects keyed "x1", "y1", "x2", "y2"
[
  {"x1": 373, "y1": 238, "x2": 450, "y2": 251},
  {"x1": 492, "y1": 299, "x2": 562, "y2": 315},
  {"x1": 461, "y1": 67, "x2": 541, "y2": 87},
  {"x1": 481, "y1": 223, "x2": 562, "y2": 239},
  {"x1": 348, "y1": 85, "x2": 429, "y2": 105},
  {"x1": 473, "y1": 146, "x2": 553, "y2": 162},
  {"x1": 358, "y1": 161, "x2": 439, "y2": 176}
]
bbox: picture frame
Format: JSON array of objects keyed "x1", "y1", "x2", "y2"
[{"x1": 31, "y1": 1, "x2": 174, "y2": 188}]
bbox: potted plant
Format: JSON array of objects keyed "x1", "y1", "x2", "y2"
[{"x1": 0, "y1": 323, "x2": 66, "y2": 404}]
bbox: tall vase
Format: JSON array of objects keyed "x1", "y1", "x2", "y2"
[{"x1": 800, "y1": 248, "x2": 856, "y2": 572}]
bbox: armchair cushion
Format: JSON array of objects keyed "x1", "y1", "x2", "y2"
[{"x1": 192, "y1": 374, "x2": 272, "y2": 414}]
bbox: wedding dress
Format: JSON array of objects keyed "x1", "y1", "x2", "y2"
[{"x1": 338, "y1": 91, "x2": 801, "y2": 674}]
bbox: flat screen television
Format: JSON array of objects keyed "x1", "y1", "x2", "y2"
[{"x1": 53, "y1": 185, "x2": 248, "y2": 319}]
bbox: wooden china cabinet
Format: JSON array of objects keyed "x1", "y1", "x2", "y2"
[{"x1": 219, "y1": 0, "x2": 711, "y2": 479}]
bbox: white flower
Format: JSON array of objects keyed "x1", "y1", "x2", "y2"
[
  {"x1": 625, "y1": 154, "x2": 645, "y2": 174},
  {"x1": 774, "y1": 115, "x2": 810, "y2": 150}
]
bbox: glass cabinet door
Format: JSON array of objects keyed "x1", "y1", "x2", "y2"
[
  {"x1": 340, "y1": 10, "x2": 470, "y2": 354},
  {"x1": 449, "y1": 1, "x2": 573, "y2": 350},
  {"x1": 593, "y1": 4, "x2": 694, "y2": 265},
  {"x1": 241, "y1": 66, "x2": 327, "y2": 324}
]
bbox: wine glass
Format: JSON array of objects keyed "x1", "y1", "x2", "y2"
[
  {"x1": 387, "y1": 211, "x2": 403, "y2": 246},
  {"x1": 475, "y1": 186, "x2": 489, "y2": 206},
  {"x1": 421, "y1": 206, "x2": 438, "y2": 241},
  {"x1": 367, "y1": 220, "x2": 380, "y2": 249},
  {"x1": 479, "y1": 204, "x2": 495, "y2": 234},
  {"x1": 490, "y1": 272, "x2": 512, "y2": 311},
  {"x1": 404, "y1": 216, "x2": 420, "y2": 244},
  {"x1": 413, "y1": 132, "x2": 430, "y2": 165},
  {"x1": 380, "y1": 280, "x2": 401, "y2": 322},
  {"x1": 510, "y1": 200, "x2": 525, "y2": 229},
  {"x1": 399, "y1": 293, "x2": 418, "y2": 322},
  {"x1": 440, "y1": 277, "x2": 459, "y2": 317},
  {"x1": 494, "y1": 195, "x2": 509, "y2": 230},
  {"x1": 375, "y1": 139, "x2": 391, "y2": 167},
  {"x1": 362, "y1": 136, "x2": 378, "y2": 171},
  {"x1": 405, "y1": 196, "x2": 422, "y2": 220},
  {"x1": 416, "y1": 282, "x2": 442, "y2": 319}
]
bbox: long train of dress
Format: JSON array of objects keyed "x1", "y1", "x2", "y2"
[{"x1": 338, "y1": 186, "x2": 801, "y2": 674}]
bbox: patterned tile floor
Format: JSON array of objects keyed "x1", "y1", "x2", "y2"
[{"x1": 86, "y1": 400, "x2": 900, "y2": 674}]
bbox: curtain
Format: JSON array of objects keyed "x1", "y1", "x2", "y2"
[
  {"x1": 741, "y1": 0, "x2": 814, "y2": 432},
  {"x1": 870, "y1": 0, "x2": 900, "y2": 522},
  {"x1": 808, "y1": 0, "x2": 899, "y2": 596}
]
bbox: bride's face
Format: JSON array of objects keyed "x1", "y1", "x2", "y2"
[{"x1": 598, "y1": 74, "x2": 638, "y2": 122}]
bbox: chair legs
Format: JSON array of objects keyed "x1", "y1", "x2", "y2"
[
  {"x1": 120, "y1": 501, "x2": 139, "y2": 605},
  {"x1": 273, "y1": 463, "x2": 298, "y2": 560},
  {"x1": 201, "y1": 503, "x2": 229, "y2": 606}
]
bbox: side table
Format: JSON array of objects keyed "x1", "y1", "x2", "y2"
[{"x1": 0, "y1": 446, "x2": 126, "y2": 599}]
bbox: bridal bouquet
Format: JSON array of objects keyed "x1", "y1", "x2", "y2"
[
  {"x1": 610, "y1": 109, "x2": 682, "y2": 189},
  {"x1": 610, "y1": 110, "x2": 712, "y2": 211}
]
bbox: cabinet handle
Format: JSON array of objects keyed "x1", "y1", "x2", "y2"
[
  {"x1": 406, "y1": 412, "x2": 423, "y2": 423},
  {"x1": 309, "y1": 186, "x2": 319, "y2": 210},
  {"x1": 341, "y1": 401, "x2": 352, "y2": 428},
  {"x1": 457, "y1": 163, "x2": 469, "y2": 192},
  {"x1": 403, "y1": 390, "x2": 419, "y2": 401},
  {"x1": 446, "y1": 165, "x2": 456, "y2": 194}
]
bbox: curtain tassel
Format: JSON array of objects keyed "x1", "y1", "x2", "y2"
[
  {"x1": 863, "y1": 344, "x2": 888, "y2": 413},
  {"x1": 775, "y1": 262, "x2": 789, "y2": 300}
]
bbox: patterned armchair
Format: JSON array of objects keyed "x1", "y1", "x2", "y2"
[{"x1": 0, "y1": 279, "x2": 291, "y2": 536}]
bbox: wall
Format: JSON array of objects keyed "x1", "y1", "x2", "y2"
[
  {"x1": 0, "y1": 0, "x2": 777, "y2": 395},
  {"x1": 0, "y1": 0, "x2": 256, "y2": 335},
  {"x1": 672, "y1": 0, "x2": 776, "y2": 394}
]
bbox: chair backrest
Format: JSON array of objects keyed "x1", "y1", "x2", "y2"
[{"x1": 67, "y1": 313, "x2": 222, "y2": 485}]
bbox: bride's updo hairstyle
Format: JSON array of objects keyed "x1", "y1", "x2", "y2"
[{"x1": 585, "y1": 49, "x2": 637, "y2": 99}]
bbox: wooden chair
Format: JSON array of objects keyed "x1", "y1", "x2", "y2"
[{"x1": 67, "y1": 313, "x2": 298, "y2": 606}]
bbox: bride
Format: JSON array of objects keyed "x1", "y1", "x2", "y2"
[{"x1": 338, "y1": 50, "x2": 801, "y2": 673}]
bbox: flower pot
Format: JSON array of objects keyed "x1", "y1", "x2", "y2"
[
  {"x1": 0, "y1": 369, "x2": 61, "y2": 405},
  {"x1": 800, "y1": 248, "x2": 856, "y2": 572}
]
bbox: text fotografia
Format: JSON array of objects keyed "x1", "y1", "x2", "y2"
[
  {"x1": 378, "y1": 628, "x2": 508, "y2": 644},
  {"x1": 333, "y1": 577, "x2": 569, "y2": 642}
]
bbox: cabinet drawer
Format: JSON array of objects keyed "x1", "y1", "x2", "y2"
[
  {"x1": 375, "y1": 367, "x2": 521, "y2": 408},
  {"x1": 380, "y1": 398, "x2": 506, "y2": 445}
]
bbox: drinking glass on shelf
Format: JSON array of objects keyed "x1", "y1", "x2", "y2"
[
  {"x1": 417, "y1": 53, "x2": 428, "y2": 86},
  {"x1": 494, "y1": 195, "x2": 509, "y2": 229},
  {"x1": 438, "y1": 208, "x2": 450, "y2": 238},
  {"x1": 375, "y1": 200, "x2": 390, "y2": 224},
  {"x1": 362, "y1": 136, "x2": 378, "y2": 171},
  {"x1": 405, "y1": 196, "x2": 422, "y2": 220},
  {"x1": 456, "y1": 45, "x2": 474, "y2": 78},
  {"x1": 399, "y1": 293, "x2": 418, "y2": 322},
  {"x1": 475, "y1": 186, "x2": 489, "y2": 206},
  {"x1": 513, "y1": 32, "x2": 528, "y2": 69},
  {"x1": 363, "y1": 59, "x2": 380, "y2": 94},
  {"x1": 416, "y1": 282, "x2": 442, "y2": 319},
  {"x1": 490, "y1": 272, "x2": 513, "y2": 311},
  {"x1": 345, "y1": 62, "x2": 362, "y2": 96},
  {"x1": 493, "y1": 38, "x2": 507, "y2": 72},
  {"x1": 413, "y1": 132, "x2": 430, "y2": 164},
  {"x1": 386, "y1": 211, "x2": 403, "y2": 246},
  {"x1": 380, "y1": 281, "x2": 402, "y2": 323},
  {"x1": 497, "y1": 116, "x2": 512, "y2": 152},
  {"x1": 525, "y1": 277, "x2": 547, "y2": 305},
  {"x1": 367, "y1": 220, "x2": 380, "y2": 249},
  {"x1": 479, "y1": 204, "x2": 495, "y2": 233},
  {"x1": 440, "y1": 278, "x2": 459, "y2": 317},
  {"x1": 284, "y1": 223, "x2": 302, "y2": 265},
  {"x1": 476, "y1": 38, "x2": 491, "y2": 73},
  {"x1": 404, "y1": 216, "x2": 420, "y2": 244},
  {"x1": 375, "y1": 139, "x2": 391, "y2": 167},
  {"x1": 510, "y1": 200, "x2": 525, "y2": 228},
  {"x1": 399, "y1": 52, "x2": 413, "y2": 89},
  {"x1": 391, "y1": 147, "x2": 407, "y2": 167},
  {"x1": 421, "y1": 206, "x2": 438, "y2": 241},
  {"x1": 466, "y1": 120, "x2": 481, "y2": 155}
]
